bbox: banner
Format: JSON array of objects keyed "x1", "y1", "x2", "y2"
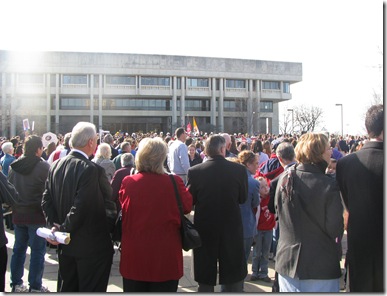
[
  {"x1": 193, "y1": 117, "x2": 199, "y2": 134},
  {"x1": 22, "y1": 119, "x2": 30, "y2": 131},
  {"x1": 186, "y1": 122, "x2": 192, "y2": 134}
]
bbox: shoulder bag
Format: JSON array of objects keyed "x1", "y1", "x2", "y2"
[{"x1": 169, "y1": 174, "x2": 201, "y2": 251}]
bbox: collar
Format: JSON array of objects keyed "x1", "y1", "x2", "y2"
[{"x1": 71, "y1": 149, "x2": 89, "y2": 159}]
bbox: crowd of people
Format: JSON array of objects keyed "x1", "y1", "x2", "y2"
[{"x1": 0, "y1": 104, "x2": 383, "y2": 292}]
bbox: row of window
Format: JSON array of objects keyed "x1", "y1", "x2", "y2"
[
  {"x1": 57, "y1": 97, "x2": 273, "y2": 112},
  {"x1": 1, "y1": 74, "x2": 290, "y2": 93}
]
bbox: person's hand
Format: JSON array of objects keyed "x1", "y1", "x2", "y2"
[{"x1": 45, "y1": 224, "x2": 61, "y2": 246}]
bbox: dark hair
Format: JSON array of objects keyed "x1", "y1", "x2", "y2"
[
  {"x1": 175, "y1": 127, "x2": 185, "y2": 139},
  {"x1": 24, "y1": 135, "x2": 43, "y2": 157},
  {"x1": 185, "y1": 137, "x2": 193, "y2": 146},
  {"x1": 365, "y1": 104, "x2": 383, "y2": 138},
  {"x1": 252, "y1": 140, "x2": 263, "y2": 153}
]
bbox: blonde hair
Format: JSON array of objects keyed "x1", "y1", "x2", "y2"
[
  {"x1": 135, "y1": 137, "x2": 168, "y2": 174},
  {"x1": 238, "y1": 150, "x2": 257, "y2": 166},
  {"x1": 295, "y1": 133, "x2": 329, "y2": 164},
  {"x1": 94, "y1": 143, "x2": 112, "y2": 159}
]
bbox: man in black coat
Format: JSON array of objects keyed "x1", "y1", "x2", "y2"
[
  {"x1": 0, "y1": 172, "x2": 18, "y2": 292},
  {"x1": 42, "y1": 122, "x2": 117, "y2": 292},
  {"x1": 336, "y1": 104, "x2": 384, "y2": 292},
  {"x1": 187, "y1": 134, "x2": 248, "y2": 292}
]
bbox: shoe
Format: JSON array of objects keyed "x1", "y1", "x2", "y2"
[
  {"x1": 30, "y1": 286, "x2": 50, "y2": 292},
  {"x1": 258, "y1": 276, "x2": 272, "y2": 283},
  {"x1": 12, "y1": 284, "x2": 29, "y2": 292},
  {"x1": 250, "y1": 275, "x2": 259, "y2": 281}
]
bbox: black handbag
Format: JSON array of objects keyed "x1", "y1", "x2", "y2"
[
  {"x1": 169, "y1": 174, "x2": 201, "y2": 251},
  {"x1": 111, "y1": 209, "x2": 122, "y2": 244}
]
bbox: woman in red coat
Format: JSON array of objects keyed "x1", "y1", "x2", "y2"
[{"x1": 119, "y1": 137, "x2": 192, "y2": 292}]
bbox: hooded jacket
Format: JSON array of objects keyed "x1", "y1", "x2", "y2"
[{"x1": 8, "y1": 155, "x2": 50, "y2": 224}]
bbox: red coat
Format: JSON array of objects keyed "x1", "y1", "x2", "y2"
[{"x1": 119, "y1": 172, "x2": 192, "y2": 282}]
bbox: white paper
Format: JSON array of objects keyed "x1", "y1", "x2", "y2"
[{"x1": 36, "y1": 227, "x2": 71, "y2": 245}]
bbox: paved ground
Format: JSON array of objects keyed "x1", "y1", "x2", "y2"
[{"x1": 4, "y1": 226, "x2": 347, "y2": 292}]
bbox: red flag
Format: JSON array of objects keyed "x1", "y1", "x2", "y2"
[{"x1": 186, "y1": 122, "x2": 192, "y2": 133}]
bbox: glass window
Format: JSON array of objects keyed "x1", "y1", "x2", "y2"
[
  {"x1": 262, "y1": 81, "x2": 280, "y2": 90},
  {"x1": 141, "y1": 77, "x2": 170, "y2": 86},
  {"x1": 18, "y1": 74, "x2": 44, "y2": 84},
  {"x1": 187, "y1": 78, "x2": 209, "y2": 87},
  {"x1": 61, "y1": 98, "x2": 89, "y2": 109},
  {"x1": 226, "y1": 79, "x2": 246, "y2": 89},
  {"x1": 224, "y1": 99, "x2": 247, "y2": 112},
  {"x1": 106, "y1": 75, "x2": 135, "y2": 85},
  {"x1": 283, "y1": 82, "x2": 290, "y2": 93},
  {"x1": 177, "y1": 99, "x2": 210, "y2": 111},
  {"x1": 260, "y1": 101, "x2": 273, "y2": 112},
  {"x1": 63, "y1": 75, "x2": 87, "y2": 85},
  {"x1": 176, "y1": 77, "x2": 181, "y2": 89}
]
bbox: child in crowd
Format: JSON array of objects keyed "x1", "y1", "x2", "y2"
[{"x1": 251, "y1": 177, "x2": 276, "y2": 283}]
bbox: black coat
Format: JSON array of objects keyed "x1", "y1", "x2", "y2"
[
  {"x1": 336, "y1": 141, "x2": 384, "y2": 292},
  {"x1": 275, "y1": 163, "x2": 343, "y2": 280},
  {"x1": 187, "y1": 155, "x2": 248, "y2": 286},
  {"x1": 0, "y1": 172, "x2": 18, "y2": 247},
  {"x1": 42, "y1": 151, "x2": 116, "y2": 258}
]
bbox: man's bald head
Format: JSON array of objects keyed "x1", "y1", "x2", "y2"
[{"x1": 221, "y1": 133, "x2": 231, "y2": 150}]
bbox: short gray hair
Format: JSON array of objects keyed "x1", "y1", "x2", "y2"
[
  {"x1": 1, "y1": 141, "x2": 14, "y2": 154},
  {"x1": 205, "y1": 135, "x2": 226, "y2": 158},
  {"x1": 121, "y1": 153, "x2": 134, "y2": 167},
  {"x1": 95, "y1": 143, "x2": 112, "y2": 159},
  {"x1": 70, "y1": 122, "x2": 96, "y2": 149},
  {"x1": 276, "y1": 142, "x2": 295, "y2": 162}
]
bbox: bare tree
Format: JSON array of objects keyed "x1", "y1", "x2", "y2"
[
  {"x1": 279, "y1": 111, "x2": 292, "y2": 135},
  {"x1": 294, "y1": 105, "x2": 324, "y2": 133}
]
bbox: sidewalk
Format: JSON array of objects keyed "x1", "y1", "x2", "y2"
[{"x1": 4, "y1": 227, "x2": 347, "y2": 292}]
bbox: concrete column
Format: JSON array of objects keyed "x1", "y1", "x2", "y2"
[
  {"x1": 211, "y1": 78, "x2": 216, "y2": 126},
  {"x1": 172, "y1": 76, "x2": 177, "y2": 132},
  {"x1": 90, "y1": 74, "x2": 94, "y2": 123},
  {"x1": 247, "y1": 79, "x2": 253, "y2": 135},
  {"x1": 10, "y1": 73, "x2": 16, "y2": 137},
  {"x1": 98, "y1": 74, "x2": 103, "y2": 130},
  {"x1": 46, "y1": 74, "x2": 51, "y2": 131},
  {"x1": 255, "y1": 79, "x2": 261, "y2": 133},
  {"x1": 219, "y1": 78, "x2": 224, "y2": 132},
  {"x1": 179, "y1": 76, "x2": 185, "y2": 127},
  {"x1": 1, "y1": 73, "x2": 7, "y2": 137},
  {"x1": 55, "y1": 74, "x2": 59, "y2": 134}
]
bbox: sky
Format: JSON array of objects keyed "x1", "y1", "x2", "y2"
[{"x1": 1, "y1": 0, "x2": 383, "y2": 135}]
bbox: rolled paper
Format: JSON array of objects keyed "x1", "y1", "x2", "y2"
[{"x1": 36, "y1": 227, "x2": 71, "y2": 245}]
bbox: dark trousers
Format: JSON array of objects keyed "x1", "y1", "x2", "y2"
[
  {"x1": 0, "y1": 245, "x2": 7, "y2": 292},
  {"x1": 198, "y1": 280, "x2": 244, "y2": 292},
  {"x1": 58, "y1": 251, "x2": 113, "y2": 292},
  {"x1": 123, "y1": 277, "x2": 178, "y2": 292}
]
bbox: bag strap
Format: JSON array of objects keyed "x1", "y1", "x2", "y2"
[{"x1": 168, "y1": 174, "x2": 185, "y2": 222}]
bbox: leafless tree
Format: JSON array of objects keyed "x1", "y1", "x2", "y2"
[
  {"x1": 293, "y1": 105, "x2": 324, "y2": 133},
  {"x1": 279, "y1": 111, "x2": 292, "y2": 135}
]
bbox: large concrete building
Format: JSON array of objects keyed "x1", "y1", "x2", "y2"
[{"x1": 0, "y1": 50, "x2": 302, "y2": 137}]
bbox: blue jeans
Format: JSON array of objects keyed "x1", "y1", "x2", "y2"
[
  {"x1": 10, "y1": 224, "x2": 46, "y2": 290},
  {"x1": 252, "y1": 229, "x2": 273, "y2": 278},
  {"x1": 243, "y1": 237, "x2": 254, "y2": 263},
  {"x1": 278, "y1": 273, "x2": 340, "y2": 292}
]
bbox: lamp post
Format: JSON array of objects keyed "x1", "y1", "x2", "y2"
[
  {"x1": 287, "y1": 108, "x2": 294, "y2": 135},
  {"x1": 335, "y1": 104, "x2": 343, "y2": 136}
]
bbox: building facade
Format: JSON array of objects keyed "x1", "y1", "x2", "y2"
[{"x1": 0, "y1": 50, "x2": 302, "y2": 137}]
